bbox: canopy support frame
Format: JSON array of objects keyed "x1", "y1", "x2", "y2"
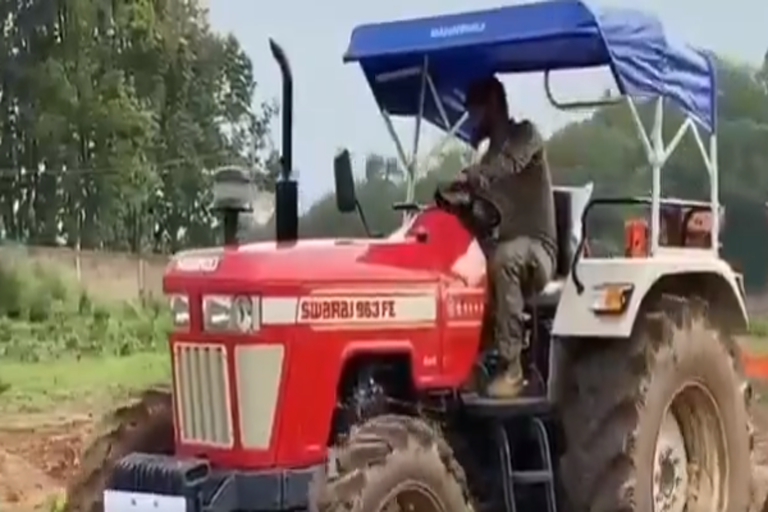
[
  {"x1": 373, "y1": 64, "x2": 720, "y2": 254},
  {"x1": 624, "y1": 96, "x2": 719, "y2": 255},
  {"x1": 375, "y1": 61, "x2": 470, "y2": 221}
]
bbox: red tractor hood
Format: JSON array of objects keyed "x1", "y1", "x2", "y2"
[
  {"x1": 164, "y1": 208, "x2": 487, "y2": 292},
  {"x1": 163, "y1": 209, "x2": 488, "y2": 470}
]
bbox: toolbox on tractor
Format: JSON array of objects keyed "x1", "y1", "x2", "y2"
[{"x1": 65, "y1": 2, "x2": 756, "y2": 512}]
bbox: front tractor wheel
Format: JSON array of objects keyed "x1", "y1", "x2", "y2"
[
  {"x1": 559, "y1": 295, "x2": 753, "y2": 512},
  {"x1": 64, "y1": 388, "x2": 175, "y2": 512},
  {"x1": 310, "y1": 415, "x2": 472, "y2": 512}
]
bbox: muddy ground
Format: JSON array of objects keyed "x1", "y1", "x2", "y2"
[
  {"x1": 0, "y1": 410, "x2": 93, "y2": 511},
  {"x1": 3, "y1": 396, "x2": 768, "y2": 511}
]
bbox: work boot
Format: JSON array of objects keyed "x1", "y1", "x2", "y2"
[
  {"x1": 461, "y1": 362, "x2": 488, "y2": 393},
  {"x1": 485, "y1": 361, "x2": 526, "y2": 399}
]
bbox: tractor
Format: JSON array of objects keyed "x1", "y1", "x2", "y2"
[{"x1": 65, "y1": 1, "x2": 757, "y2": 512}]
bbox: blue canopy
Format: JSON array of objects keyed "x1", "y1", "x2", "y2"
[{"x1": 344, "y1": 0, "x2": 717, "y2": 139}]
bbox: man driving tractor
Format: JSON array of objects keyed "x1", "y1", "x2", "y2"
[{"x1": 461, "y1": 75, "x2": 557, "y2": 398}]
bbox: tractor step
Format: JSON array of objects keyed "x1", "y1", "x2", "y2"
[
  {"x1": 511, "y1": 469, "x2": 551, "y2": 484},
  {"x1": 496, "y1": 417, "x2": 558, "y2": 512},
  {"x1": 460, "y1": 393, "x2": 552, "y2": 418}
]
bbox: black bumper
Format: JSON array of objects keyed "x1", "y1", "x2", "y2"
[{"x1": 109, "y1": 453, "x2": 319, "y2": 512}]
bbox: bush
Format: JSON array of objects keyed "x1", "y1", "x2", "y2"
[{"x1": 0, "y1": 259, "x2": 170, "y2": 362}]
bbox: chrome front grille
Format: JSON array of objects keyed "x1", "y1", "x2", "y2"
[{"x1": 173, "y1": 342, "x2": 234, "y2": 447}]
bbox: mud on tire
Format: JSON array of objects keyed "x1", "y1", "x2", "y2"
[
  {"x1": 559, "y1": 294, "x2": 753, "y2": 512},
  {"x1": 64, "y1": 388, "x2": 175, "y2": 512},
  {"x1": 310, "y1": 414, "x2": 472, "y2": 512}
]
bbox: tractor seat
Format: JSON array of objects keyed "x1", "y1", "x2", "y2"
[
  {"x1": 522, "y1": 188, "x2": 573, "y2": 309},
  {"x1": 551, "y1": 188, "x2": 574, "y2": 279}
]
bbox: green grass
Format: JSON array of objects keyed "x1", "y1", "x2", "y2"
[
  {"x1": 0, "y1": 352, "x2": 170, "y2": 416},
  {"x1": 750, "y1": 318, "x2": 768, "y2": 340},
  {"x1": 0, "y1": 256, "x2": 173, "y2": 422},
  {"x1": 0, "y1": 256, "x2": 170, "y2": 363}
]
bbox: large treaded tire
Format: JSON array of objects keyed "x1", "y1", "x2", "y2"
[
  {"x1": 309, "y1": 414, "x2": 472, "y2": 512},
  {"x1": 559, "y1": 294, "x2": 753, "y2": 512},
  {"x1": 64, "y1": 389, "x2": 174, "y2": 512}
]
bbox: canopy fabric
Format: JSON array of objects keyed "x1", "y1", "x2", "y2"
[{"x1": 344, "y1": 0, "x2": 717, "y2": 139}]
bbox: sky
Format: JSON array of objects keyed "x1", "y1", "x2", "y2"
[{"x1": 207, "y1": 0, "x2": 767, "y2": 209}]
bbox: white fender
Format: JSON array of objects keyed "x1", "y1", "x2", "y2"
[{"x1": 552, "y1": 248, "x2": 748, "y2": 338}]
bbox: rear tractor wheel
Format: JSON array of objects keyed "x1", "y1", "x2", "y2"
[
  {"x1": 64, "y1": 388, "x2": 175, "y2": 512},
  {"x1": 310, "y1": 414, "x2": 473, "y2": 512},
  {"x1": 559, "y1": 294, "x2": 753, "y2": 512}
]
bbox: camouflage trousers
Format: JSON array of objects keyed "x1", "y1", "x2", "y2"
[{"x1": 479, "y1": 236, "x2": 555, "y2": 367}]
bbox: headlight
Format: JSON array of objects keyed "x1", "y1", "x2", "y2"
[
  {"x1": 588, "y1": 283, "x2": 633, "y2": 315},
  {"x1": 169, "y1": 294, "x2": 190, "y2": 329},
  {"x1": 203, "y1": 294, "x2": 261, "y2": 333}
]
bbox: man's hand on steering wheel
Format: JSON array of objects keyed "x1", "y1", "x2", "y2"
[{"x1": 462, "y1": 164, "x2": 489, "y2": 189}]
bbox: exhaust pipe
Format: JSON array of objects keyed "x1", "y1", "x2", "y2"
[{"x1": 269, "y1": 39, "x2": 298, "y2": 243}]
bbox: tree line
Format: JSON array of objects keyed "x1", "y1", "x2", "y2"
[
  {"x1": 0, "y1": 0, "x2": 277, "y2": 253},
  {"x1": 0, "y1": 2, "x2": 766, "y2": 289}
]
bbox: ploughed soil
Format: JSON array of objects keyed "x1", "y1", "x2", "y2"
[
  {"x1": 4, "y1": 355, "x2": 768, "y2": 511},
  {"x1": 0, "y1": 410, "x2": 94, "y2": 511}
]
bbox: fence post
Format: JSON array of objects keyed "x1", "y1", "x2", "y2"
[
  {"x1": 138, "y1": 253, "x2": 146, "y2": 302},
  {"x1": 75, "y1": 239, "x2": 82, "y2": 282}
]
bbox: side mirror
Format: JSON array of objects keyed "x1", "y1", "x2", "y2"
[{"x1": 334, "y1": 149, "x2": 357, "y2": 213}]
